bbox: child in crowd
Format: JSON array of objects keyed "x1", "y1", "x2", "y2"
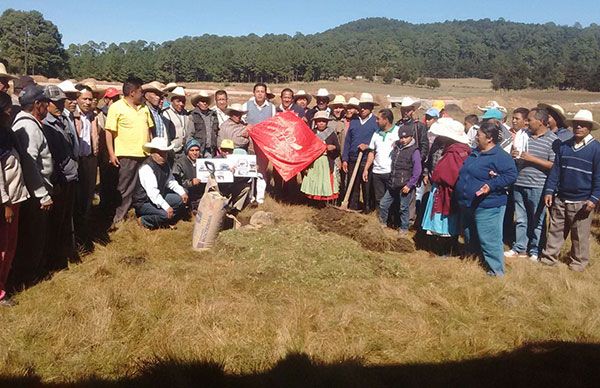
[
  {"x1": 300, "y1": 111, "x2": 340, "y2": 204},
  {"x1": 379, "y1": 127, "x2": 422, "y2": 235}
]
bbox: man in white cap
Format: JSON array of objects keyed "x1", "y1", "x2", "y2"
[
  {"x1": 132, "y1": 137, "x2": 188, "y2": 229},
  {"x1": 306, "y1": 88, "x2": 334, "y2": 129},
  {"x1": 540, "y1": 109, "x2": 600, "y2": 272},
  {"x1": 162, "y1": 86, "x2": 190, "y2": 154},
  {"x1": 293, "y1": 90, "x2": 312, "y2": 119},
  {"x1": 218, "y1": 103, "x2": 249, "y2": 151},
  {"x1": 342, "y1": 92, "x2": 380, "y2": 212},
  {"x1": 142, "y1": 82, "x2": 169, "y2": 142},
  {"x1": 105, "y1": 76, "x2": 155, "y2": 227},
  {"x1": 396, "y1": 97, "x2": 428, "y2": 163},
  {"x1": 188, "y1": 90, "x2": 219, "y2": 158},
  {"x1": 0, "y1": 62, "x2": 17, "y2": 95},
  {"x1": 538, "y1": 103, "x2": 572, "y2": 142},
  {"x1": 58, "y1": 80, "x2": 81, "y2": 158}
]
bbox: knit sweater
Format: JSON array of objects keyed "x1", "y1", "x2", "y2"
[
  {"x1": 544, "y1": 136, "x2": 600, "y2": 204},
  {"x1": 342, "y1": 115, "x2": 378, "y2": 163}
]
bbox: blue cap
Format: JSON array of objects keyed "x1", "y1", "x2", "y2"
[
  {"x1": 481, "y1": 108, "x2": 503, "y2": 120},
  {"x1": 425, "y1": 108, "x2": 439, "y2": 118},
  {"x1": 185, "y1": 138, "x2": 201, "y2": 153}
]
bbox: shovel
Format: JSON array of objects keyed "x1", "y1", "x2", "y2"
[{"x1": 334, "y1": 150, "x2": 363, "y2": 212}]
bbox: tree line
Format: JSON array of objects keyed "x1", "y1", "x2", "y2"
[{"x1": 2, "y1": 9, "x2": 600, "y2": 91}]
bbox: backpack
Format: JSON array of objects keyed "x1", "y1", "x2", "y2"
[{"x1": 13, "y1": 116, "x2": 78, "y2": 185}]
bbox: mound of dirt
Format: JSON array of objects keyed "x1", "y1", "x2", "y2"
[{"x1": 312, "y1": 207, "x2": 415, "y2": 253}]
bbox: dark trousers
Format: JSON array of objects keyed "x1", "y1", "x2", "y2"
[
  {"x1": 372, "y1": 173, "x2": 390, "y2": 205},
  {"x1": 98, "y1": 157, "x2": 119, "y2": 218},
  {"x1": 74, "y1": 155, "x2": 98, "y2": 247},
  {"x1": 347, "y1": 161, "x2": 372, "y2": 212},
  {"x1": 8, "y1": 198, "x2": 49, "y2": 288},
  {"x1": 113, "y1": 157, "x2": 144, "y2": 224},
  {"x1": 135, "y1": 193, "x2": 185, "y2": 229},
  {"x1": 46, "y1": 182, "x2": 76, "y2": 271}
]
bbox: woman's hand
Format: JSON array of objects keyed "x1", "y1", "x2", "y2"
[{"x1": 476, "y1": 184, "x2": 490, "y2": 197}]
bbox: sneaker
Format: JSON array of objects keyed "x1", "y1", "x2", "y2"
[
  {"x1": 504, "y1": 249, "x2": 526, "y2": 258},
  {"x1": 528, "y1": 254, "x2": 539, "y2": 262}
]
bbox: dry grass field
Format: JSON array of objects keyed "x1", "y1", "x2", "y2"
[
  {"x1": 2, "y1": 80, "x2": 600, "y2": 387},
  {"x1": 1, "y1": 196, "x2": 600, "y2": 386}
]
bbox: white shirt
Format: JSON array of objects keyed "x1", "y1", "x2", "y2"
[
  {"x1": 78, "y1": 109, "x2": 92, "y2": 157},
  {"x1": 359, "y1": 113, "x2": 373, "y2": 126},
  {"x1": 466, "y1": 124, "x2": 479, "y2": 148},
  {"x1": 368, "y1": 125, "x2": 399, "y2": 174},
  {"x1": 574, "y1": 134, "x2": 594, "y2": 150},
  {"x1": 212, "y1": 107, "x2": 229, "y2": 126},
  {"x1": 138, "y1": 164, "x2": 186, "y2": 211}
]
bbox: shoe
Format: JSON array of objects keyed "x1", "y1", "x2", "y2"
[
  {"x1": 504, "y1": 249, "x2": 527, "y2": 258},
  {"x1": 528, "y1": 254, "x2": 539, "y2": 262},
  {"x1": 0, "y1": 295, "x2": 17, "y2": 307}
]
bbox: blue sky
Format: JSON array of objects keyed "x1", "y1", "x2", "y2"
[{"x1": 2, "y1": 0, "x2": 599, "y2": 45}]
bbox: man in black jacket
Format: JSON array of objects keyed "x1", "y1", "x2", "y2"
[{"x1": 188, "y1": 91, "x2": 219, "y2": 158}]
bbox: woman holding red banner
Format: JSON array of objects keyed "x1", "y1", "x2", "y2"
[{"x1": 300, "y1": 111, "x2": 340, "y2": 204}]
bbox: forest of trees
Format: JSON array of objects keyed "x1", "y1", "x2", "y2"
[{"x1": 2, "y1": 9, "x2": 600, "y2": 91}]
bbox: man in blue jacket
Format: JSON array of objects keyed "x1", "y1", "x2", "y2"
[
  {"x1": 540, "y1": 110, "x2": 600, "y2": 272},
  {"x1": 342, "y1": 93, "x2": 379, "y2": 212}
]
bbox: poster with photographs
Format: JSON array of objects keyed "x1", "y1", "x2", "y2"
[{"x1": 196, "y1": 155, "x2": 257, "y2": 183}]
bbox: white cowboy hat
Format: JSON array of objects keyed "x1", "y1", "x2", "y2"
[
  {"x1": 477, "y1": 100, "x2": 507, "y2": 113},
  {"x1": 313, "y1": 110, "x2": 332, "y2": 121},
  {"x1": 57, "y1": 80, "x2": 80, "y2": 95},
  {"x1": 143, "y1": 137, "x2": 174, "y2": 152},
  {"x1": 191, "y1": 90, "x2": 212, "y2": 106},
  {"x1": 163, "y1": 82, "x2": 178, "y2": 92},
  {"x1": 293, "y1": 90, "x2": 312, "y2": 104},
  {"x1": 429, "y1": 117, "x2": 469, "y2": 144},
  {"x1": 399, "y1": 96, "x2": 421, "y2": 108},
  {"x1": 313, "y1": 88, "x2": 335, "y2": 101},
  {"x1": 224, "y1": 103, "x2": 247, "y2": 116},
  {"x1": 0, "y1": 63, "x2": 17, "y2": 80},
  {"x1": 537, "y1": 103, "x2": 567, "y2": 124},
  {"x1": 358, "y1": 92, "x2": 379, "y2": 106},
  {"x1": 329, "y1": 95, "x2": 347, "y2": 107},
  {"x1": 142, "y1": 81, "x2": 167, "y2": 96},
  {"x1": 566, "y1": 109, "x2": 600, "y2": 131},
  {"x1": 345, "y1": 97, "x2": 360, "y2": 109},
  {"x1": 169, "y1": 86, "x2": 187, "y2": 99}
]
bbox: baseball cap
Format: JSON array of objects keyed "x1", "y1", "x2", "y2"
[
  {"x1": 19, "y1": 85, "x2": 49, "y2": 106},
  {"x1": 481, "y1": 108, "x2": 504, "y2": 120},
  {"x1": 103, "y1": 87, "x2": 121, "y2": 99},
  {"x1": 44, "y1": 85, "x2": 67, "y2": 102},
  {"x1": 399, "y1": 126, "x2": 415, "y2": 138},
  {"x1": 220, "y1": 139, "x2": 235, "y2": 150},
  {"x1": 425, "y1": 108, "x2": 440, "y2": 118}
]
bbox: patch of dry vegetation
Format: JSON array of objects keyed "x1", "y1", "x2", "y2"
[{"x1": 0, "y1": 198, "x2": 599, "y2": 385}]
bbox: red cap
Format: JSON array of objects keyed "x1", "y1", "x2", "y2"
[{"x1": 103, "y1": 87, "x2": 120, "y2": 99}]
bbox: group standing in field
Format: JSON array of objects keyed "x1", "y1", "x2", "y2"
[{"x1": 0, "y1": 60, "x2": 599, "y2": 305}]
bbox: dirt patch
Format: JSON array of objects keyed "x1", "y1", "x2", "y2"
[
  {"x1": 120, "y1": 255, "x2": 147, "y2": 266},
  {"x1": 312, "y1": 207, "x2": 415, "y2": 253}
]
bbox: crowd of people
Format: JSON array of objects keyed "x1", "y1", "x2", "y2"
[{"x1": 1, "y1": 61, "x2": 599, "y2": 305}]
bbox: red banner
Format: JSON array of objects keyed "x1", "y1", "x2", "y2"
[{"x1": 249, "y1": 111, "x2": 326, "y2": 182}]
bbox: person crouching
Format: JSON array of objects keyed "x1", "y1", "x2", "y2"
[
  {"x1": 379, "y1": 127, "x2": 422, "y2": 235},
  {"x1": 132, "y1": 138, "x2": 189, "y2": 229}
]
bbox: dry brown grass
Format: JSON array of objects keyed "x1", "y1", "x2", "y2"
[{"x1": 0, "y1": 196, "x2": 599, "y2": 385}]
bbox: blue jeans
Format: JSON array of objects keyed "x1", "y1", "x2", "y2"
[
  {"x1": 379, "y1": 188, "x2": 414, "y2": 230},
  {"x1": 461, "y1": 205, "x2": 506, "y2": 276},
  {"x1": 135, "y1": 193, "x2": 185, "y2": 229},
  {"x1": 512, "y1": 185, "x2": 546, "y2": 256}
]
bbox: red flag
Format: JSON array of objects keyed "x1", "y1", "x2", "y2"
[{"x1": 249, "y1": 111, "x2": 326, "y2": 182}]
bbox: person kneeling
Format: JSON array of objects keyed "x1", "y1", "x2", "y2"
[{"x1": 133, "y1": 138, "x2": 189, "y2": 229}]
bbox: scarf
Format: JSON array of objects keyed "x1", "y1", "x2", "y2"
[{"x1": 431, "y1": 142, "x2": 471, "y2": 217}]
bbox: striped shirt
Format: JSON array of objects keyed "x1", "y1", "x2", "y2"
[{"x1": 515, "y1": 129, "x2": 558, "y2": 188}]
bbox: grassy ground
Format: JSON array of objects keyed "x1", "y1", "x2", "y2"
[{"x1": 1, "y1": 198, "x2": 599, "y2": 386}]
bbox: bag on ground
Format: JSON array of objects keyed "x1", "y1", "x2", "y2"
[{"x1": 192, "y1": 175, "x2": 228, "y2": 251}]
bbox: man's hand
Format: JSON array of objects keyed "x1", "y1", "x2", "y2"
[
  {"x1": 475, "y1": 184, "x2": 490, "y2": 197},
  {"x1": 362, "y1": 170, "x2": 369, "y2": 182},
  {"x1": 326, "y1": 144, "x2": 336, "y2": 151},
  {"x1": 585, "y1": 200, "x2": 596, "y2": 213},
  {"x1": 109, "y1": 154, "x2": 120, "y2": 167},
  {"x1": 181, "y1": 193, "x2": 189, "y2": 204},
  {"x1": 511, "y1": 148, "x2": 521, "y2": 159},
  {"x1": 358, "y1": 144, "x2": 369, "y2": 151},
  {"x1": 4, "y1": 205, "x2": 14, "y2": 223},
  {"x1": 342, "y1": 161, "x2": 348, "y2": 173},
  {"x1": 166, "y1": 207, "x2": 174, "y2": 219},
  {"x1": 191, "y1": 178, "x2": 201, "y2": 186},
  {"x1": 519, "y1": 151, "x2": 532, "y2": 161},
  {"x1": 241, "y1": 129, "x2": 249, "y2": 138},
  {"x1": 40, "y1": 198, "x2": 53, "y2": 211},
  {"x1": 402, "y1": 185, "x2": 411, "y2": 194},
  {"x1": 544, "y1": 194, "x2": 553, "y2": 208}
]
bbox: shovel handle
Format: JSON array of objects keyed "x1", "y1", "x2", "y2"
[{"x1": 340, "y1": 150, "x2": 364, "y2": 207}]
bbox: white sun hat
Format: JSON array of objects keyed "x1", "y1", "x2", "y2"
[
  {"x1": 345, "y1": 97, "x2": 360, "y2": 109},
  {"x1": 169, "y1": 86, "x2": 187, "y2": 99},
  {"x1": 429, "y1": 117, "x2": 469, "y2": 144},
  {"x1": 399, "y1": 96, "x2": 421, "y2": 108},
  {"x1": 293, "y1": 90, "x2": 312, "y2": 105},
  {"x1": 566, "y1": 109, "x2": 600, "y2": 130},
  {"x1": 313, "y1": 88, "x2": 335, "y2": 101},
  {"x1": 57, "y1": 80, "x2": 80, "y2": 94},
  {"x1": 143, "y1": 137, "x2": 174, "y2": 152},
  {"x1": 358, "y1": 92, "x2": 379, "y2": 106},
  {"x1": 224, "y1": 103, "x2": 248, "y2": 116},
  {"x1": 477, "y1": 100, "x2": 507, "y2": 114}
]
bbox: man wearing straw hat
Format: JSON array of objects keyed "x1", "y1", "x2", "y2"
[
  {"x1": 0, "y1": 62, "x2": 17, "y2": 95},
  {"x1": 163, "y1": 86, "x2": 190, "y2": 154},
  {"x1": 537, "y1": 103, "x2": 573, "y2": 142},
  {"x1": 105, "y1": 76, "x2": 155, "y2": 227},
  {"x1": 132, "y1": 137, "x2": 188, "y2": 229},
  {"x1": 142, "y1": 81, "x2": 169, "y2": 142},
  {"x1": 342, "y1": 92, "x2": 380, "y2": 212},
  {"x1": 306, "y1": 88, "x2": 334, "y2": 129},
  {"x1": 188, "y1": 90, "x2": 219, "y2": 158},
  {"x1": 293, "y1": 89, "x2": 312, "y2": 119},
  {"x1": 218, "y1": 103, "x2": 250, "y2": 151},
  {"x1": 540, "y1": 109, "x2": 600, "y2": 272}
]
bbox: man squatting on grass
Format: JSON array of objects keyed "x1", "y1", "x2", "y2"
[{"x1": 1, "y1": 63, "x2": 600, "y2": 305}]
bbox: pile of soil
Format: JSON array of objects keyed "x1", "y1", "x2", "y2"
[{"x1": 312, "y1": 207, "x2": 415, "y2": 253}]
